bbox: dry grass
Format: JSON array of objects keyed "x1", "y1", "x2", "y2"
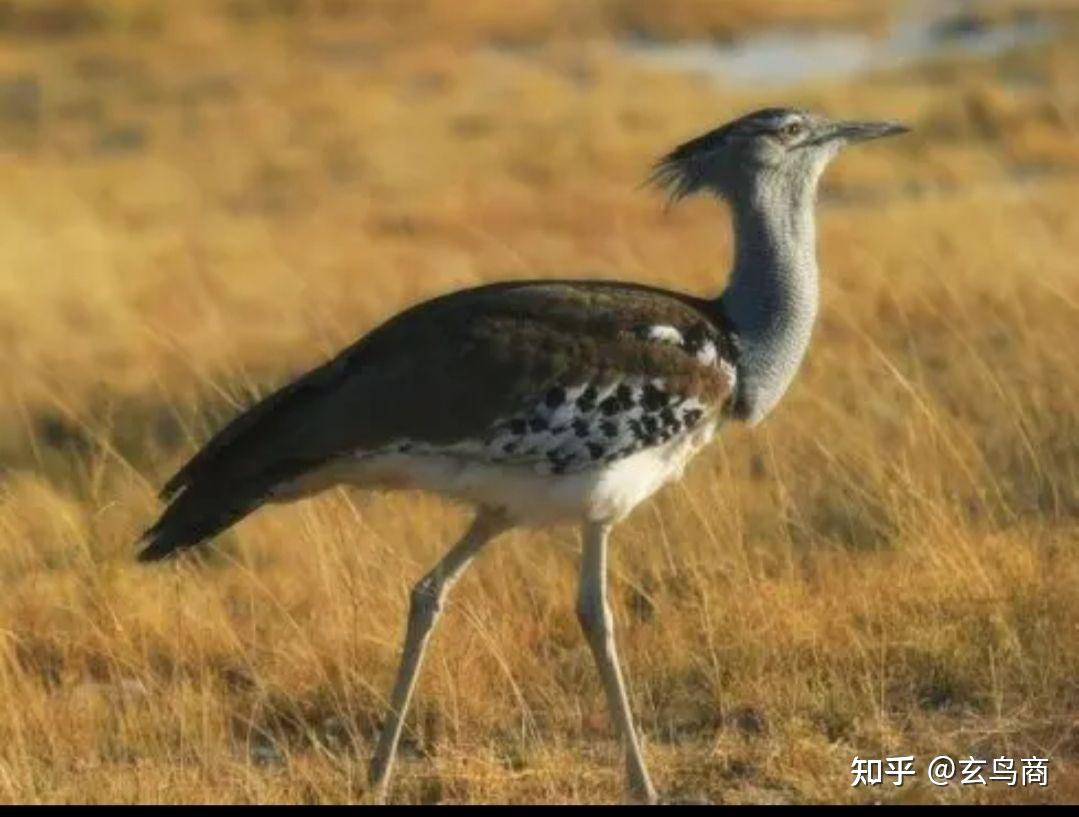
[{"x1": 1, "y1": 0, "x2": 1078, "y2": 804}]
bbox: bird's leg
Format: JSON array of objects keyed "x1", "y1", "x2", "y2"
[
  {"x1": 368, "y1": 507, "x2": 510, "y2": 803},
  {"x1": 577, "y1": 521, "x2": 658, "y2": 805}
]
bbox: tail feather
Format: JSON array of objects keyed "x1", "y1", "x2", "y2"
[{"x1": 137, "y1": 482, "x2": 263, "y2": 562}]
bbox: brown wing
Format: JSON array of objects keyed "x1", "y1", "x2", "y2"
[{"x1": 139, "y1": 280, "x2": 734, "y2": 560}]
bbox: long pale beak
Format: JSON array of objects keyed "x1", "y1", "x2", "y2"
[{"x1": 828, "y1": 120, "x2": 910, "y2": 143}]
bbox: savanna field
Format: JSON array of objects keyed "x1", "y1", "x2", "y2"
[{"x1": 1, "y1": 0, "x2": 1078, "y2": 804}]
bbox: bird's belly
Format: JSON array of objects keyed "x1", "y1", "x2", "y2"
[{"x1": 339, "y1": 421, "x2": 717, "y2": 526}]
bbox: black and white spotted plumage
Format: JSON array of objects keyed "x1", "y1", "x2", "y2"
[
  {"x1": 496, "y1": 377, "x2": 713, "y2": 474},
  {"x1": 377, "y1": 375, "x2": 717, "y2": 476}
]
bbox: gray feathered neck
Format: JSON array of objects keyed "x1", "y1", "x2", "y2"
[
  {"x1": 720, "y1": 172, "x2": 820, "y2": 424},
  {"x1": 652, "y1": 123, "x2": 824, "y2": 425}
]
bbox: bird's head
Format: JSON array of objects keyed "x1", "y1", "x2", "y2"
[{"x1": 651, "y1": 108, "x2": 908, "y2": 204}]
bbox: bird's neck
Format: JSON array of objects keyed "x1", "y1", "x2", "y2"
[{"x1": 718, "y1": 175, "x2": 821, "y2": 424}]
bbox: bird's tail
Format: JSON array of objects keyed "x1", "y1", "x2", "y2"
[{"x1": 136, "y1": 481, "x2": 263, "y2": 562}]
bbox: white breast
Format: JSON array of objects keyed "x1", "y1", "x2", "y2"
[{"x1": 316, "y1": 414, "x2": 718, "y2": 526}]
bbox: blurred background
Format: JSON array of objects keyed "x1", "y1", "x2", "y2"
[{"x1": 0, "y1": 0, "x2": 1077, "y2": 804}]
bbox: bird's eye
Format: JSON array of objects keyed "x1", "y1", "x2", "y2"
[{"x1": 779, "y1": 121, "x2": 805, "y2": 140}]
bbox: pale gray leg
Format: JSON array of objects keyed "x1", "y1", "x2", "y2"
[
  {"x1": 368, "y1": 508, "x2": 510, "y2": 802},
  {"x1": 577, "y1": 521, "x2": 658, "y2": 804}
]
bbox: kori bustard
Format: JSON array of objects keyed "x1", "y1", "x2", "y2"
[{"x1": 139, "y1": 108, "x2": 907, "y2": 803}]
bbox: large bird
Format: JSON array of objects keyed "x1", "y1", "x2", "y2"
[{"x1": 139, "y1": 108, "x2": 907, "y2": 803}]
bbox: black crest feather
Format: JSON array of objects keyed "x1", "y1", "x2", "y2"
[{"x1": 647, "y1": 122, "x2": 734, "y2": 204}]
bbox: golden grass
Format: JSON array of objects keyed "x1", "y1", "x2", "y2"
[{"x1": 1, "y1": 0, "x2": 1078, "y2": 804}]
